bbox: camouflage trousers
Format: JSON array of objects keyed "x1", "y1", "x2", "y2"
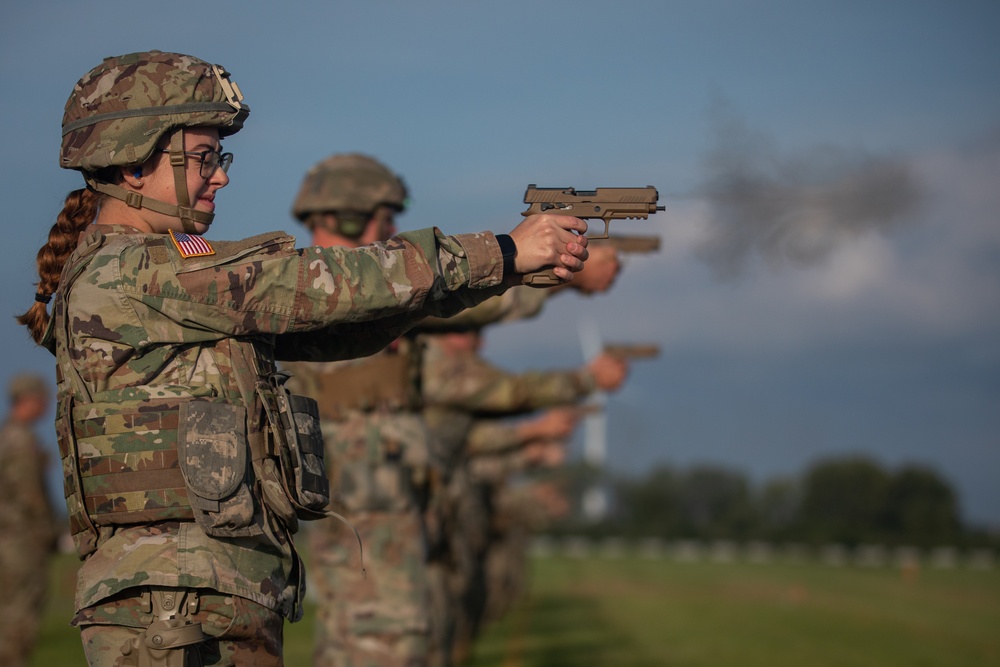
[
  {"x1": 483, "y1": 517, "x2": 531, "y2": 624},
  {"x1": 425, "y1": 470, "x2": 492, "y2": 667},
  {"x1": 309, "y1": 507, "x2": 432, "y2": 667},
  {"x1": 73, "y1": 587, "x2": 284, "y2": 666},
  {"x1": 0, "y1": 544, "x2": 50, "y2": 667}
]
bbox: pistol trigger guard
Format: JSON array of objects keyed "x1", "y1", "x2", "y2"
[{"x1": 587, "y1": 220, "x2": 611, "y2": 240}]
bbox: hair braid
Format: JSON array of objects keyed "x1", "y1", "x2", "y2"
[{"x1": 17, "y1": 188, "x2": 100, "y2": 344}]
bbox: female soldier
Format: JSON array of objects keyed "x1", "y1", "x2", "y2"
[{"x1": 17, "y1": 51, "x2": 587, "y2": 667}]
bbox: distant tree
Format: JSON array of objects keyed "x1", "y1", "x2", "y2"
[
  {"x1": 756, "y1": 476, "x2": 802, "y2": 541},
  {"x1": 547, "y1": 456, "x2": 974, "y2": 547},
  {"x1": 611, "y1": 464, "x2": 681, "y2": 538},
  {"x1": 881, "y1": 465, "x2": 962, "y2": 547},
  {"x1": 797, "y1": 456, "x2": 890, "y2": 546},
  {"x1": 675, "y1": 465, "x2": 756, "y2": 540}
]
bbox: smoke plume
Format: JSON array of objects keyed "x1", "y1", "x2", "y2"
[{"x1": 697, "y1": 106, "x2": 922, "y2": 281}]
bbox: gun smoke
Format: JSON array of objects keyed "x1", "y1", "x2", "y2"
[{"x1": 696, "y1": 110, "x2": 922, "y2": 281}]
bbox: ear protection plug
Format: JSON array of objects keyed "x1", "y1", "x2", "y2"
[{"x1": 133, "y1": 168, "x2": 142, "y2": 179}]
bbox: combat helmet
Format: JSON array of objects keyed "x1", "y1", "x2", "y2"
[
  {"x1": 292, "y1": 153, "x2": 408, "y2": 237},
  {"x1": 61, "y1": 50, "x2": 250, "y2": 231},
  {"x1": 8, "y1": 373, "x2": 48, "y2": 402}
]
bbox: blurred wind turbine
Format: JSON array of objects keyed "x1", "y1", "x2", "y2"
[{"x1": 578, "y1": 317, "x2": 608, "y2": 520}]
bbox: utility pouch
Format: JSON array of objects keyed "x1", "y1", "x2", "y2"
[
  {"x1": 258, "y1": 372, "x2": 331, "y2": 520},
  {"x1": 177, "y1": 401, "x2": 261, "y2": 537}
]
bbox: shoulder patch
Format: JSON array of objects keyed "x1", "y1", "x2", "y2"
[
  {"x1": 146, "y1": 238, "x2": 170, "y2": 265},
  {"x1": 169, "y1": 230, "x2": 215, "y2": 258}
]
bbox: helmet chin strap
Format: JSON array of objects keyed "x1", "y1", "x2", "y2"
[
  {"x1": 85, "y1": 128, "x2": 214, "y2": 233},
  {"x1": 166, "y1": 129, "x2": 204, "y2": 234}
]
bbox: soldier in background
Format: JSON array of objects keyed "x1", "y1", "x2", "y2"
[
  {"x1": 463, "y1": 413, "x2": 574, "y2": 625},
  {"x1": 284, "y1": 154, "x2": 436, "y2": 667},
  {"x1": 0, "y1": 374, "x2": 60, "y2": 667},
  {"x1": 420, "y1": 328, "x2": 627, "y2": 664},
  {"x1": 414, "y1": 238, "x2": 625, "y2": 665}
]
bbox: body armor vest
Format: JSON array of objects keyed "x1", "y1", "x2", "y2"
[
  {"x1": 48, "y1": 233, "x2": 330, "y2": 558},
  {"x1": 302, "y1": 336, "x2": 423, "y2": 421}
]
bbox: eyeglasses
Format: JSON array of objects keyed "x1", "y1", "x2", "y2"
[{"x1": 157, "y1": 148, "x2": 234, "y2": 178}]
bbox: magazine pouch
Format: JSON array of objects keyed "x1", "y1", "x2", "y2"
[
  {"x1": 177, "y1": 400, "x2": 261, "y2": 537},
  {"x1": 259, "y1": 372, "x2": 331, "y2": 520}
]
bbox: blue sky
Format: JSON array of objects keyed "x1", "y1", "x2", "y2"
[{"x1": 2, "y1": 1, "x2": 998, "y2": 524}]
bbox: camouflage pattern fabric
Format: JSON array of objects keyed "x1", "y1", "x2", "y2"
[
  {"x1": 465, "y1": 419, "x2": 529, "y2": 457},
  {"x1": 46, "y1": 222, "x2": 507, "y2": 643},
  {"x1": 76, "y1": 588, "x2": 283, "y2": 666},
  {"x1": 466, "y1": 446, "x2": 532, "y2": 484},
  {"x1": 482, "y1": 480, "x2": 558, "y2": 625},
  {"x1": 0, "y1": 419, "x2": 60, "y2": 667},
  {"x1": 292, "y1": 153, "x2": 408, "y2": 223},
  {"x1": 286, "y1": 357, "x2": 434, "y2": 667},
  {"x1": 467, "y1": 426, "x2": 570, "y2": 627},
  {"x1": 420, "y1": 333, "x2": 593, "y2": 465},
  {"x1": 419, "y1": 335, "x2": 594, "y2": 665},
  {"x1": 433, "y1": 467, "x2": 493, "y2": 665},
  {"x1": 417, "y1": 285, "x2": 550, "y2": 332},
  {"x1": 61, "y1": 51, "x2": 248, "y2": 173}
]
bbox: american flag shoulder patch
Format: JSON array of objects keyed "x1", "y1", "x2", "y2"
[{"x1": 169, "y1": 230, "x2": 215, "y2": 258}]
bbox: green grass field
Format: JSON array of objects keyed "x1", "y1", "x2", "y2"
[{"x1": 31, "y1": 553, "x2": 1000, "y2": 666}]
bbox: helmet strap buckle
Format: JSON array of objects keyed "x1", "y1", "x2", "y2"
[{"x1": 125, "y1": 191, "x2": 143, "y2": 209}]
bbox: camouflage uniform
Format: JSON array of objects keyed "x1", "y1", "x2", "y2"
[
  {"x1": 482, "y1": 476, "x2": 564, "y2": 624},
  {"x1": 0, "y1": 376, "x2": 60, "y2": 667},
  {"x1": 284, "y1": 153, "x2": 437, "y2": 667},
  {"x1": 286, "y1": 345, "x2": 435, "y2": 667},
  {"x1": 45, "y1": 51, "x2": 512, "y2": 665},
  {"x1": 420, "y1": 334, "x2": 594, "y2": 664},
  {"x1": 463, "y1": 422, "x2": 566, "y2": 626},
  {"x1": 47, "y1": 212, "x2": 508, "y2": 661},
  {"x1": 37, "y1": 51, "x2": 581, "y2": 666}
]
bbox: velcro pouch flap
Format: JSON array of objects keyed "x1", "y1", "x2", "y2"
[{"x1": 177, "y1": 401, "x2": 247, "y2": 501}]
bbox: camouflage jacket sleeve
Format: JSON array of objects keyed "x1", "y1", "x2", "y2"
[
  {"x1": 465, "y1": 419, "x2": 525, "y2": 455},
  {"x1": 493, "y1": 480, "x2": 562, "y2": 532},
  {"x1": 467, "y1": 449, "x2": 530, "y2": 484},
  {"x1": 91, "y1": 225, "x2": 506, "y2": 349},
  {"x1": 415, "y1": 285, "x2": 551, "y2": 331},
  {"x1": 421, "y1": 336, "x2": 595, "y2": 416}
]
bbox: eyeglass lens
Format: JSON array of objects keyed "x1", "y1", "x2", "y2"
[{"x1": 200, "y1": 151, "x2": 233, "y2": 178}]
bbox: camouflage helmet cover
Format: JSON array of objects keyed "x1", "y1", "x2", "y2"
[
  {"x1": 8, "y1": 373, "x2": 48, "y2": 402},
  {"x1": 61, "y1": 50, "x2": 250, "y2": 172},
  {"x1": 292, "y1": 153, "x2": 408, "y2": 222}
]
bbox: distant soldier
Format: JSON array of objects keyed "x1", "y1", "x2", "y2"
[
  {"x1": 415, "y1": 241, "x2": 625, "y2": 665},
  {"x1": 420, "y1": 329, "x2": 627, "y2": 664},
  {"x1": 464, "y1": 413, "x2": 573, "y2": 624},
  {"x1": 483, "y1": 474, "x2": 570, "y2": 624},
  {"x1": 284, "y1": 153, "x2": 436, "y2": 667},
  {"x1": 0, "y1": 374, "x2": 59, "y2": 667}
]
